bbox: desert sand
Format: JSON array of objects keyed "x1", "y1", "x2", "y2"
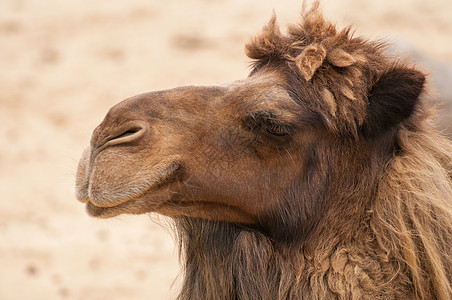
[{"x1": 1, "y1": 0, "x2": 451, "y2": 299}]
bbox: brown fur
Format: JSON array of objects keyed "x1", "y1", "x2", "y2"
[{"x1": 76, "y1": 2, "x2": 452, "y2": 299}]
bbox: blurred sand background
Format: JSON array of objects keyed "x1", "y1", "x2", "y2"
[{"x1": 1, "y1": 0, "x2": 451, "y2": 299}]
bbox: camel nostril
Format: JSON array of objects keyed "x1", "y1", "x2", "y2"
[
  {"x1": 91, "y1": 121, "x2": 149, "y2": 151},
  {"x1": 106, "y1": 126, "x2": 144, "y2": 145},
  {"x1": 111, "y1": 128, "x2": 141, "y2": 141},
  {"x1": 99, "y1": 122, "x2": 147, "y2": 149}
]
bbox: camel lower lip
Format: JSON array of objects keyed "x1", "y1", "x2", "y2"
[
  {"x1": 84, "y1": 161, "x2": 182, "y2": 209},
  {"x1": 86, "y1": 202, "x2": 110, "y2": 217},
  {"x1": 86, "y1": 201, "x2": 130, "y2": 218}
]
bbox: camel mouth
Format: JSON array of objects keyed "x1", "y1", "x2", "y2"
[
  {"x1": 85, "y1": 200, "x2": 140, "y2": 218},
  {"x1": 79, "y1": 160, "x2": 183, "y2": 218}
]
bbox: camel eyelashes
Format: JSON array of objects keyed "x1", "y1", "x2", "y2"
[
  {"x1": 265, "y1": 122, "x2": 291, "y2": 137},
  {"x1": 245, "y1": 111, "x2": 293, "y2": 137}
]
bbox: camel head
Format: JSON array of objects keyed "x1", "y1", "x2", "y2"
[
  {"x1": 76, "y1": 72, "x2": 307, "y2": 224},
  {"x1": 76, "y1": 6, "x2": 425, "y2": 242}
]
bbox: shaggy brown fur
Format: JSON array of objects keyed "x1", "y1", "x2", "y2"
[{"x1": 76, "y1": 3, "x2": 452, "y2": 299}]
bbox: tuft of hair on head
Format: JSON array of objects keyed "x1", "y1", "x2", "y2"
[
  {"x1": 245, "y1": 12, "x2": 285, "y2": 60},
  {"x1": 297, "y1": 0, "x2": 336, "y2": 43}
]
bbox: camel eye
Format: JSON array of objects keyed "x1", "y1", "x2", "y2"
[
  {"x1": 265, "y1": 122, "x2": 290, "y2": 137},
  {"x1": 244, "y1": 111, "x2": 293, "y2": 138}
]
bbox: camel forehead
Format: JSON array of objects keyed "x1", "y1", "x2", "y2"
[
  {"x1": 102, "y1": 73, "x2": 295, "y2": 120},
  {"x1": 224, "y1": 81, "x2": 300, "y2": 119},
  {"x1": 216, "y1": 72, "x2": 299, "y2": 112}
]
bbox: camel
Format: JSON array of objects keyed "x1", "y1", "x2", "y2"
[{"x1": 75, "y1": 3, "x2": 452, "y2": 299}]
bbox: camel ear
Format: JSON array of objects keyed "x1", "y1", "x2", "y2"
[
  {"x1": 295, "y1": 43, "x2": 327, "y2": 81},
  {"x1": 363, "y1": 67, "x2": 425, "y2": 137},
  {"x1": 327, "y1": 48, "x2": 355, "y2": 67}
]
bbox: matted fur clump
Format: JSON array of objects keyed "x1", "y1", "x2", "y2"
[{"x1": 76, "y1": 2, "x2": 452, "y2": 300}]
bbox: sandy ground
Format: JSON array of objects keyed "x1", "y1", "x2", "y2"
[{"x1": 1, "y1": 0, "x2": 451, "y2": 299}]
